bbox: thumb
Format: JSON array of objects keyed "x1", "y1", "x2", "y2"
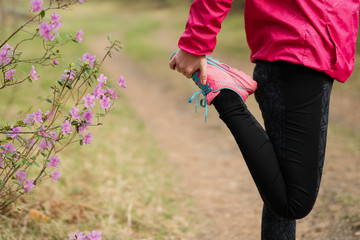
[
  {"x1": 169, "y1": 54, "x2": 176, "y2": 70},
  {"x1": 199, "y1": 58, "x2": 207, "y2": 85}
]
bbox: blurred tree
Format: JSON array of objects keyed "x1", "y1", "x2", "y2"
[{"x1": 0, "y1": 0, "x2": 5, "y2": 34}]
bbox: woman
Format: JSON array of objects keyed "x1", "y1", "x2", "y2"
[{"x1": 169, "y1": 0, "x2": 359, "y2": 239}]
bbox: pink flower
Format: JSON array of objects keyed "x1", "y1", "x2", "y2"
[
  {"x1": 117, "y1": 76, "x2": 126, "y2": 89},
  {"x1": 51, "y1": 170, "x2": 61, "y2": 182},
  {"x1": 61, "y1": 120, "x2": 72, "y2": 134},
  {"x1": 5, "y1": 69, "x2": 16, "y2": 80},
  {"x1": 38, "y1": 139, "x2": 51, "y2": 151},
  {"x1": 39, "y1": 125, "x2": 48, "y2": 138},
  {"x1": 2, "y1": 142, "x2": 17, "y2": 154},
  {"x1": 61, "y1": 69, "x2": 76, "y2": 82},
  {"x1": 105, "y1": 87, "x2": 118, "y2": 100},
  {"x1": 93, "y1": 85, "x2": 105, "y2": 99},
  {"x1": 33, "y1": 109, "x2": 43, "y2": 123},
  {"x1": 23, "y1": 138, "x2": 35, "y2": 148},
  {"x1": 78, "y1": 124, "x2": 88, "y2": 134},
  {"x1": 83, "y1": 132, "x2": 93, "y2": 145},
  {"x1": 50, "y1": 11, "x2": 61, "y2": 31},
  {"x1": 8, "y1": 126, "x2": 21, "y2": 139},
  {"x1": 48, "y1": 131, "x2": 58, "y2": 144},
  {"x1": 24, "y1": 179, "x2": 34, "y2": 194},
  {"x1": 82, "y1": 109, "x2": 93, "y2": 124},
  {"x1": 38, "y1": 22, "x2": 55, "y2": 41},
  {"x1": 97, "y1": 74, "x2": 107, "y2": 84},
  {"x1": 76, "y1": 29, "x2": 83, "y2": 42},
  {"x1": 79, "y1": 0, "x2": 85, "y2": 3},
  {"x1": 24, "y1": 113, "x2": 34, "y2": 124},
  {"x1": 45, "y1": 110, "x2": 54, "y2": 121},
  {"x1": 87, "y1": 231, "x2": 102, "y2": 240},
  {"x1": 38, "y1": 22, "x2": 54, "y2": 40},
  {"x1": 30, "y1": 0, "x2": 43, "y2": 12},
  {"x1": 0, "y1": 44, "x2": 13, "y2": 65},
  {"x1": 70, "y1": 106, "x2": 81, "y2": 119},
  {"x1": 69, "y1": 232, "x2": 86, "y2": 240},
  {"x1": 16, "y1": 170, "x2": 27, "y2": 183},
  {"x1": 100, "y1": 96, "x2": 111, "y2": 109},
  {"x1": 48, "y1": 155, "x2": 60, "y2": 168},
  {"x1": 83, "y1": 93, "x2": 95, "y2": 108},
  {"x1": 30, "y1": 66, "x2": 40, "y2": 80},
  {"x1": 2, "y1": 142, "x2": 16, "y2": 152},
  {"x1": 80, "y1": 52, "x2": 95, "y2": 67},
  {"x1": 52, "y1": 60, "x2": 59, "y2": 65}
]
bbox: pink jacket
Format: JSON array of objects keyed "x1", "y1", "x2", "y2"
[{"x1": 178, "y1": 0, "x2": 360, "y2": 83}]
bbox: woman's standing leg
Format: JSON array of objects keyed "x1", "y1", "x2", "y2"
[
  {"x1": 253, "y1": 61, "x2": 333, "y2": 239},
  {"x1": 212, "y1": 61, "x2": 333, "y2": 237}
]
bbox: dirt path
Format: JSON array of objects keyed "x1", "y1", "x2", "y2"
[{"x1": 91, "y1": 38, "x2": 360, "y2": 240}]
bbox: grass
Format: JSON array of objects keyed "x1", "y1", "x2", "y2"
[{"x1": 0, "y1": 1, "x2": 192, "y2": 239}]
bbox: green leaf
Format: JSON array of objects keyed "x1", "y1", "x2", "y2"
[
  {"x1": 13, "y1": 181, "x2": 21, "y2": 186},
  {"x1": 41, "y1": 152, "x2": 47, "y2": 157},
  {"x1": 46, "y1": 98, "x2": 52, "y2": 103},
  {"x1": 40, "y1": 9, "x2": 45, "y2": 18},
  {"x1": 33, "y1": 162, "x2": 40, "y2": 168},
  {"x1": 31, "y1": 156, "x2": 36, "y2": 161},
  {"x1": 65, "y1": 84, "x2": 72, "y2": 89},
  {"x1": 80, "y1": 140, "x2": 83, "y2": 146},
  {"x1": 17, "y1": 136, "x2": 24, "y2": 143}
]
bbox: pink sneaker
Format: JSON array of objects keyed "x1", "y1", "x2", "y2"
[{"x1": 189, "y1": 56, "x2": 257, "y2": 121}]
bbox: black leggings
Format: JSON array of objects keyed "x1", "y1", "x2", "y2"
[{"x1": 212, "y1": 61, "x2": 333, "y2": 238}]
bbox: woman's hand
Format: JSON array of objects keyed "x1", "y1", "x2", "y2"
[{"x1": 169, "y1": 49, "x2": 207, "y2": 85}]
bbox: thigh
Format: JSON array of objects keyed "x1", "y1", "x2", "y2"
[
  {"x1": 254, "y1": 61, "x2": 333, "y2": 217},
  {"x1": 281, "y1": 62, "x2": 333, "y2": 211}
]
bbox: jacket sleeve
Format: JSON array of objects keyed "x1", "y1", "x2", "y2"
[{"x1": 178, "y1": 0, "x2": 233, "y2": 56}]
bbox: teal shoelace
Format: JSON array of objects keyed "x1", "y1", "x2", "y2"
[{"x1": 188, "y1": 72, "x2": 213, "y2": 122}]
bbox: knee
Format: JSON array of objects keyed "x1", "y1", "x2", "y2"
[
  {"x1": 289, "y1": 204, "x2": 314, "y2": 220},
  {"x1": 271, "y1": 197, "x2": 316, "y2": 220},
  {"x1": 283, "y1": 199, "x2": 316, "y2": 220}
]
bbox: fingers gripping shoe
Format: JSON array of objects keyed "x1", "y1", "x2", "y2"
[{"x1": 189, "y1": 56, "x2": 257, "y2": 122}]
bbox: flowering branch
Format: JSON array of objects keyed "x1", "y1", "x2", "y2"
[{"x1": 0, "y1": 0, "x2": 125, "y2": 222}]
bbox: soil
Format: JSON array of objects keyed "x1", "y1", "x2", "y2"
[{"x1": 91, "y1": 38, "x2": 360, "y2": 240}]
